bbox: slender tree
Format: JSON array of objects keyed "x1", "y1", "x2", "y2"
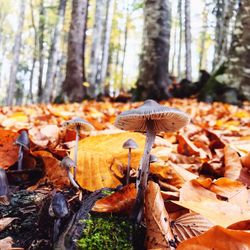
[
  {"x1": 177, "y1": 0, "x2": 182, "y2": 79},
  {"x1": 134, "y1": 0, "x2": 171, "y2": 101},
  {"x1": 37, "y1": 0, "x2": 45, "y2": 102},
  {"x1": 6, "y1": 0, "x2": 25, "y2": 106},
  {"x1": 88, "y1": 0, "x2": 105, "y2": 98},
  {"x1": 42, "y1": 0, "x2": 67, "y2": 103},
  {"x1": 63, "y1": 0, "x2": 88, "y2": 102},
  {"x1": 184, "y1": 0, "x2": 192, "y2": 81}
]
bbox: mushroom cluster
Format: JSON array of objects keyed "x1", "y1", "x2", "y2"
[{"x1": 115, "y1": 99, "x2": 190, "y2": 222}]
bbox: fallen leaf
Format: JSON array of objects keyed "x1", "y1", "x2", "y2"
[
  {"x1": 171, "y1": 213, "x2": 213, "y2": 242},
  {"x1": 0, "y1": 237, "x2": 14, "y2": 249},
  {"x1": 92, "y1": 184, "x2": 136, "y2": 213},
  {"x1": 241, "y1": 152, "x2": 250, "y2": 169},
  {"x1": 145, "y1": 181, "x2": 176, "y2": 250},
  {"x1": 224, "y1": 145, "x2": 242, "y2": 180},
  {"x1": 0, "y1": 217, "x2": 17, "y2": 232},
  {"x1": 227, "y1": 220, "x2": 250, "y2": 230},
  {"x1": 74, "y1": 132, "x2": 145, "y2": 191},
  {"x1": 177, "y1": 226, "x2": 250, "y2": 250}
]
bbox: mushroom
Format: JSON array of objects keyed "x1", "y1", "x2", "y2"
[
  {"x1": 49, "y1": 192, "x2": 69, "y2": 243},
  {"x1": 15, "y1": 131, "x2": 30, "y2": 171},
  {"x1": 149, "y1": 154, "x2": 158, "y2": 164},
  {"x1": 62, "y1": 118, "x2": 94, "y2": 178},
  {"x1": 122, "y1": 138, "x2": 138, "y2": 185},
  {"x1": 0, "y1": 168, "x2": 10, "y2": 205},
  {"x1": 61, "y1": 156, "x2": 80, "y2": 189},
  {"x1": 115, "y1": 99, "x2": 189, "y2": 222}
]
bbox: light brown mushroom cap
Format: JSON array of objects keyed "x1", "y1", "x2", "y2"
[
  {"x1": 122, "y1": 138, "x2": 139, "y2": 149},
  {"x1": 115, "y1": 99, "x2": 190, "y2": 133},
  {"x1": 149, "y1": 154, "x2": 158, "y2": 163},
  {"x1": 62, "y1": 117, "x2": 94, "y2": 131},
  {"x1": 61, "y1": 156, "x2": 75, "y2": 169}
]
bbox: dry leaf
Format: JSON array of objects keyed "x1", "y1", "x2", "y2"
[
  {"x1": 74, "y1": 132, "x2": 145, "y2": 191},
  {"x1": 177, "y1": 226, "x2": 250, "y2": 250},
  {"x1": 0, "y1": 237, "x2": 14, "y2": 249},
  {"x1": 171, "y1": 213, "x2": 213, "y2": 242},
  {"x1": 145, "y1": 181, "x2": 176, "y2": 250},
  {"x1": 92, "y1": 184, "x2": 136, "y2": 213},
  {"x1": 241, "y1": 152, "x2": 250, "y2": 169},
  {"x1": 0, "y1": 217, "x2": 17, "y2": 232}
]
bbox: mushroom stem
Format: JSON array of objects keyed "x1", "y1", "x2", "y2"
[
  {"x1": 17, "y1": 146, "x2": 24, "y2": 171},
  {"x1": 126, "y1": 148, "x2": 131, "y2": 185},
  {"x1": 74, "y1": 125, "x2": 80, "y2": 179},
  {"x1": 67, "y1": 170, "x2": 80, "y2": 189},
  {"x1": 131, "y1": 119, "x2": 156, "y2": 222}
]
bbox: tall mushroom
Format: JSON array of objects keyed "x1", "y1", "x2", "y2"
[
  {"x1": 115, "y1": 99, "x2": 189, "y2": 222},
  {"x1": 15, "y1": 131, "x2": 30, "y2": 171},
  {"x1": 0, "y1": 168, "x2": 10, "y2": 205},
  {"x1": 122, "y1": 138, "x2": 138, "y2": 185},
  {"x1": 61, "y1": 156, "x2": 80, "y2": 189},
  {"x1": 63, "y1": 118, "x2": 94, "y2": 178}
]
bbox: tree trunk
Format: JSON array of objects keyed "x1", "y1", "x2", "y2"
[
  {"x1": 98, "y1": 0, "x2": 115, "y2": 96},
  {"x1": 216, "y1": 0, "x2": 250, "y2": 100},
  {"x1": 63, "y1": 0, "x2": 88, "y2": 102},
  {"x1": 133, "y1": 0, "x2": 171, "y2": 101},
  {"x1": 37, "y1": 0, "x2": 45, "y2": 103},
  {"x1": 213, "y1": 0, "x2": 236, "y2": 69},
  {"x1": 6, "y1": 0, "x2": 25, "y2": 106},
  {"x1": 42, "y1": 0, "x2": 67, "y2": 103},
  {"x1": 177, "y1": 0, "x2": 182, "y2": 79},
  {"x1": 88, "y1": 0, "x2": 105, "y2": 98},
  {"x1": 199, "y1": 3, "x2": 208, "y2": 71},
  {"x1": 184, "y1": 0, "x2": 192, "y2": 81}
]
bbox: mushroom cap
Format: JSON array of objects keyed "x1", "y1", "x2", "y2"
[
  {"x1": 0, "y1": 168, "x2": 9, "y2": 197},
  {"x1": 115, "y1": 99, "x2": 190, "y2": 133},
  {"x1": 149, "y1": 154, "x2": 158, "y2": 163},
  {"x1": 62, "y1": 117, "x2": 94, "y2": 131},
  {"x1": 50, "y1": 193, "x2": 69, "y2": 218},
  {"x1": 61, "y1": 156, "x2": 75, "y2": 169},
  {"x1": 15, "y1": 131, "x2": 30, "y2": 150},
  {"x1": 122, "y1": 138, "x2": 139, "y2": 149}
]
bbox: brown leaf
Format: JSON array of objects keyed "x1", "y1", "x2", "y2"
[
  {"x1": 145, "y1": 181, "x2": 176, "y2": 250},
  {"x1": 32, "y1": 151, "x2": 70, "y2": 188},
  {"x1": 92, "y1": 184, "x2": 136, "y2": 213},
  {"x1": 224, "y1": 145, "x2": 242, "y2": 180},
  {"x1": 241, "y1": 152, "x2": 250, "y2": 169},
  {"x1": 227, "y1": 220, "x2": 250, "y2": 230},
  {"x1": 0, "y1": 129, "x2": 19, "y2": 169},
  {"x1": 0, "y1": 217, "x2": 17, "y2": 232},
  {"x1": 0, "y1": 237, "x2": 14, "y2": 249},
  {"x1": 171, "y1": 213, "x2": 213, "y2": 242},
  {"x1": 177, "y1": 226, "x2": 250, "y2": 250}
]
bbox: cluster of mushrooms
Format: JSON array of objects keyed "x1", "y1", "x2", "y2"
[{"x1": 0, "y1": 99, "x2": 189, "y2": 229}]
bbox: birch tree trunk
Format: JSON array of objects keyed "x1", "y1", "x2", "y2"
[
  {"x1": 6, "y1": 0, "x2": 25, "y2": 106},
  {"x1": 184, "y1": 0, "x2": 192, "y2": 81},
  {"x1": 134, "y1": 0, "x2": 171, "y2": 101},
  {"x1": 63, "y1": 0, "x2": 88, "y2": 102},
  {"x1": 213, "y1": 0, "x2": 236, "y2": 69},
  {"x1": 42, "y1": 0, "x2": 67, "y2": 103},
  {"x1": 177, "y1": 0, "x2": 182, "y2": 79},
  {"x1": 88, "y1": 0, "x2": 105, "y2": 98},
  {"x1": 37, "y1": 0, "x2": 45, "y2": 103},
  {"x1": 99, "y1": 0, "x2": 115, "y2": 96},
  {"x1": 215, "y1": 0, "x2": 250, "y2": 100}
]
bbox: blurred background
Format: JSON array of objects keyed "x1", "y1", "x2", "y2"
[{"x1": 0, "y1": 0, "x2": 249, "y2": 106}]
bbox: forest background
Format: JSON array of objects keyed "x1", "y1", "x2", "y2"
[{"x1": 0, "y1": 0, "x2": 249, "y2": 106}]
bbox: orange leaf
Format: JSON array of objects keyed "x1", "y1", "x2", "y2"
[
  {"x1": 0, "y1": 129, "x2": 19, "y2": 169},
  {"x1": 224, "y1": 145, "x2": 242, "y2": 180},
  {"x1": 241, "y1": 152, "x2": 250, "y2": 169},
  {"x1": 177, "y1": 226, "x2": 250, "y2": 250},
  {"x1": 92, "y1": 184, "x2": 136, "y2": 213}
]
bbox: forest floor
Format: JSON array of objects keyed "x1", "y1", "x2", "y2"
[{"x1": 0, "y1": 98, "x2": 250, "y2": 249}]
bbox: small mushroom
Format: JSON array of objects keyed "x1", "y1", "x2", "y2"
[
  {"x1": 62, "y1": 118, "x2": 94, "y2": 179},
  {"x1": 15, "y1": 131, "x2": 30, "y2": 171},
  {"x1": 61, "y1": 156, "x2": 80, "y2": 189},
  {"x1": 49, "y1": 192, "x2": 69, "y2": 243},
  {"x1": 149, "y1": 154, "x2": 158, "y2": 164},
  {"x1": 115, "y1": 99, "x2": 189, "y2": 222},
  {"x1": 0, "y1": 168, "x2": 10, "y2": 205},
  {"x1": 122, "y1": 138, "x2": 138, "y2": 185}
]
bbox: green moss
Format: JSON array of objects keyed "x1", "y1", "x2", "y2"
[{"x1": 77, "y1": 214, "x2": 134, "y2": 250}]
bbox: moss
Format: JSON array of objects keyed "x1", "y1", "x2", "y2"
[{"x1": 77, "y1": 214, "x2": 134, "y2": 250}]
